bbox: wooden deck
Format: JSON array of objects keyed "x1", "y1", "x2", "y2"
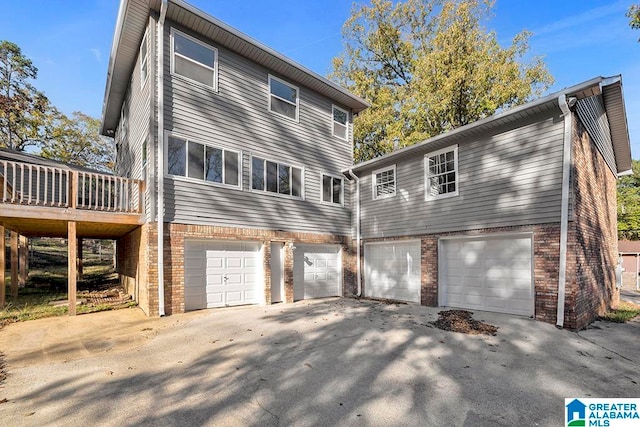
[
  {"x1": 0, "y1": 159, "x2": 146, "y2": 313},
  {"x1": 0, "y1": 159, "x2": 144, "y2": 238}
]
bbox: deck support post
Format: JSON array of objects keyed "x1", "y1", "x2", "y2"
[
  {"x1": 68, "y1": 221, "x2": 77, "y2": 316},
  {"x1": 77, "y1": 238, "x2": 83, "y2": 281},
  {"x1": 19, "y1": 235, "x2": 27, "y2": 287},
  {"x1": 0, "y1": 225, "x2": 5, "y2": 308},
  {"x1": 10, "y1": 231, "x2": 18, "y2": 297}
]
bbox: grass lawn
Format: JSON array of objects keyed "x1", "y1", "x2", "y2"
[
  {"x1": 1, "y1": 238, "x2": 136, "y2": 328},
  {"x1": 599, "y1": 301, "x2": 640, "y2": 323}
]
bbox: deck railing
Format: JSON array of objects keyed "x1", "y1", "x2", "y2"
[{"x1": 0, "y1": 160, "x2": 144, "y2": 214}]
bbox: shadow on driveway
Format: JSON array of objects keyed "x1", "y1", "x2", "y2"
[{"x1": 0, "y1": 298, "x2": 638, "y2": 426}]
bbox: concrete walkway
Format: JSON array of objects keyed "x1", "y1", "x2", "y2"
[{"x1": 0, "y1": 299, "x2": 638, "y2": 426}]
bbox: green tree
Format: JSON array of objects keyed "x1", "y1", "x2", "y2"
[
  {"x1": 332, "y1": 0, "x2": 554, "y2": 163},
  {"x1": 40, "y1": 111, "x2": 115, "y2": 172},
  {"x1": 629, "y1": 4, "x2": 640, "y2": 40},
  {"x1": 618, "y1": 160, "x2": 640, "y2": 240},
  {"x1": 0, "y1": 40, "x2": 51, "y2": 151}
]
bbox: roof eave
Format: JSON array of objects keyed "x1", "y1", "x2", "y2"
[
  {"x1": 600, "y1": 76, "x2": 633, "y2": 175},
  {"x1": 171, "y1": 0, "x2": 370, "y2": 113},
  {"x1": 100, "y1": 0, "x2": 370, "y2": 135},
  {"x1": 100, "y1": 0, "x2": 130, "y2": 135},
  {"x1": 344, "y1": 76, "x2": 616, "y2": 175}
]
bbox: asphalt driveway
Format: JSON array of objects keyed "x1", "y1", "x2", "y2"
[{"x1": 1, "y1": 298, "x2": 638, "y2": 426}]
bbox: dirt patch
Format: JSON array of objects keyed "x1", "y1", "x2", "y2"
[
  {"x1": 431, "y1": 310, "x2": 498, "y2": 336},
  {"x1": 46, "y1": 286, "x2": 133, "y2": 308},
  {"x1": 79, "y1": 286, "x2": 132, "y2": 305}
]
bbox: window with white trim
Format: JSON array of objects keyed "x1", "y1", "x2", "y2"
[
  {"x1": 372, "y1": 165, "x2": 396, "y2": 199},
  {"x1": 322, "y1": 174, "x2": 343, "y2": 204},
  {"x1": 268, "y1": 75, "x2": 299, "y2": 121},
  {"x1": 167, "y1": 135, "x2": 239, "y2": 187},
  {"x1": 332, "y1": 105, "x2": 348, "y2": 140},
  {"x1": 171, "y1": 29, "x2": 217, "y2": 89},
  {"x1": 425, "y1": 145, "x2": 458, "y2": 200},
  {"x1": 140, "y1": 30, "x2": 149, "y2": 85},
  {"x1": 251, "y1": 156, "x2": 302, "y2": 198}
]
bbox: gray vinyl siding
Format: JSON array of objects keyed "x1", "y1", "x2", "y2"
[
  {"x1": 114, "y1": 19, "x2": 153, "y2": 219},
  {"x1": 575, "y1": 95, "x2": 617, "y2": 175},
  {"x1": 160, "y1": 21, "x2": 353, "y2": 235},
  {"x1": 358, "y1": 111, "x2": 566, "y2": 238}
]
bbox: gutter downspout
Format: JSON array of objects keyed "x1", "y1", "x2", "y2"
[
  {"x1": 157, "y1": 0, "x2": 168, "y2": 316},
  {"x1": 556, "y1": 94, "x2": 575, "y2": 328},
  {"x1": 348, "y1": 169, "x2": 362, "y2": 296}
]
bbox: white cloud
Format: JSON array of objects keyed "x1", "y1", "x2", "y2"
[{"x1": 90, "y1": 48, "x2": 102, "y2": 62}]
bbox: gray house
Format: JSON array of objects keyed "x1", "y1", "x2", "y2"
[
  {"x1": 346, "y1": 77, "x2": 632, "y2": 330},
  {"x1": 102, "y1": 0, "x2": 368, "y2": 317},
  {"x1": 103, "y1": 0, "x2": 631, "y2": 330}
]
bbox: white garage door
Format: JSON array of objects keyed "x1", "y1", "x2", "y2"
[
  {"x1": 364, "y1": 241, "x2": 421, "y2": 303},
  {"x1": 184, "y1": 240, "x2": 262, "y2": 310},
  {"x1": 440, "y1": 235, "x2": 533, "y2": 316},
  {"x1": 294, "y1": 245, "x2": 341, "y2": 300}
]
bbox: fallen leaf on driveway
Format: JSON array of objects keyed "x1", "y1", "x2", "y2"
[{"x1": 431, "y1": 310, "x2": 498, "y2": 336}]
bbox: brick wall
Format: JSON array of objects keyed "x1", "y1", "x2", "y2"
[
  {"x1": 570, "y1": 116, "x2": 619, "y2": 329},
  {"x1": 137, "y1": 223, "x2": 353, "y2": 316},
  {"x1": 115, "y1": 224, "x2": 150, "y2": 315}
]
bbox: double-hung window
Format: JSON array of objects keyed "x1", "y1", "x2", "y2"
[
  {"x1": 425, "y1": 145, "x2": 458, "y2": 200},
  {"x1": 252, "y1": 156, "x2": 302, "y2": 198},
  {"x1": 322, "y1": 174, "x2": 343, "y2": 205},
  {"x1": 171, "y1": 29, "x2": 217, "y2": 89},
  {"x1": 332, "y1": 105, "x2": 348, "y2": 140},
  {"x1": 268, "y1": 75, "x2": 299, "y2": 121},
  {"x1": 372, "y1": 165, "x2": 396, "y2": 199},
  {"x1": 167, "y1": 135, "x2": 239, "y2": 187},
  {"x1": 140, "y1": 30, "x2": 149, "y2": 85}
]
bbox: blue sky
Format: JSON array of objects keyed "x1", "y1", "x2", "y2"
[{"x1": 4, "y1": 0, "x2": 639, "y2": 158}]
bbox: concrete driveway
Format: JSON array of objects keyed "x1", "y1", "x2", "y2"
[{"x1": 1, "y1": 298, "x2": 638, "y2": 426}]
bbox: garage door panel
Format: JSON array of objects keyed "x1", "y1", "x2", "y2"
[
  {"x1": 295, "y1": 245, "x2": 342, "y2": 300},
  {"x1": 365, "y1": 242, "x2": 421, "y2": 303},
  {"x1": 206, "y1": 256, "x2": 223, "y2": 268},
  {"x1": 486, "y1": 298, "x2": 507, "y2": 310},
  {"x1": 185, "y1": 240, "x2": 262, "y2": 311},
  {"x1": 441, "y1": 236, "x2": 533, "y2": 317},
  {"x1": 206, "y1": 292, "x2": 224, "y2": 305}
]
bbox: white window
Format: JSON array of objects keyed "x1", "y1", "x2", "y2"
[
  {"x1": 425, "y1": 145, "x2": 458, "y2": 200},
  {"x1": 251, "y1": 156, "x2": 303, "y2": 198},
  {"x1": 140, "y1": 30, "x2": 149, "y2": 86},
  {"x1": 332, "y1": 105, "x2": 348, "y2": 140},
  {"x1": 268, "y1": 75, "x2": 299, "y2": 121},
  {"x1": 372, "y1": 165, "x2": 396, "y2": 199},
  {"x1": 167, "y1": 135, "x2": 239, "y2": 187},
  {"x1": 322, "y1": 174, "x2": 343, "y2": 205},
  {"x1": 171, "y1": 29, "x2": 218, "y2": 90}
]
